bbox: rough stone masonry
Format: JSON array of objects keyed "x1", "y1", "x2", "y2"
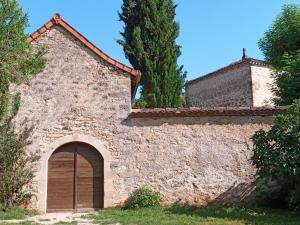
[{"x1": 10, "y1": 15, "x2": 281, "y2": 213}]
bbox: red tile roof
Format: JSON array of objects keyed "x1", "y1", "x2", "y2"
[
  {"x1": 28, "y1": 13, "x2": 141, "y2": 99},
  {"x1": 130, "y1": 106, "x2": 287, "y2": 118},
  {"x1": 186, "y1": 58, "x2": 268, "y2": 86}
]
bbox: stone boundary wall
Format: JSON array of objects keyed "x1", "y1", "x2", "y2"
[
  {"x1": 11, "y1": 24, "x2": 275, "y2": 212},
  {"x1": 124, "y1": 115, "x2": 272, "y2": 206}
]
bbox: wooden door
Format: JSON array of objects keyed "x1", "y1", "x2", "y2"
[
  {"x1": 47, "y1": 142, "x2": 103, "y2": 212},
  {"x1": 47, "y1": 145, "x2": 75, "y2": 211},
  {"x1": 76, "y1": 145, "x2": 104, "y2": 209}
]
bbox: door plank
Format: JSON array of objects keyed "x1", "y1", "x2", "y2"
[{"x1": 47, "y1": 146, "x2": 75, "y2": 211}]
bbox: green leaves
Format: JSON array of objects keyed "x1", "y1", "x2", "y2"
[
  {"x1": 0, "y1": 120, "x2": 39, "y2": 211},
  {"x1": 0, "y1": 0, "x2": 46, "y2": 120},
  {"x1": 0, "y1": 0, "x2": 46, "y2": 211},
  {"x1": 259, "y1": 4, "x2": 300, "y2": 106},
  {"x1": 125, "y1": 186, "x2": 161, "y2": 209},
  {"x1": 251, "y1": 100, "x2": 300, "y2": 209},
  {"x1": 272, "y1": 51, "x2": 300, "y2": 106},
  {"x1": 258, "y1": 4, "x2": 300, "y2": 70},
  {"x1": 118, "y1": 0, "x2": 186, "y2": 108}
]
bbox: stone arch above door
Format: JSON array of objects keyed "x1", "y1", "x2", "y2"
[{"x1": 37, "y1": 134, "x2": 114, "y2": 213}]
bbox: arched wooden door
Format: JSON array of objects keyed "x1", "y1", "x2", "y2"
[{"x1": 47, "y1": 142, "x2": 104, "y2": 212}]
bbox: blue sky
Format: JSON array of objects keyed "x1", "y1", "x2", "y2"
[{"x1": 20, "y1": 0, "x2": 299, "y2": 81}]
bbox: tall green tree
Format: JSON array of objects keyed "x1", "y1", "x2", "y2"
[
  {"x1": 0, "y1": 0, "x2": 46, "y2": 119},
  {"x1": 252, "y1": 4, "x2": 300, "y2": 210},
  {"x1": 258, "y1": 4, "x2": 300, "y2": 70},
  {"x1": 118, "y1": 0, "x2": 186, "y2": 108},
  {"x1": 252, "y1": 101, "x2": 300, "y2": 209},
  {"x1": 258, "y1": 4, "x2": 300, "y2": 105},
  {"x1": 0, "y1": 0, "x2": 46, "y2": 210}
]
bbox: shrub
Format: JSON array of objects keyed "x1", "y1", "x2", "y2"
[
  {"x1": 0, "y1": 118, "x2": 39, "y2": 211},
  {"x1": 251, "y1": 100, "x2": 300, "y2": 210},
  {"x1": 126, "y1": 186, "x2": 161, "y2": 209}
]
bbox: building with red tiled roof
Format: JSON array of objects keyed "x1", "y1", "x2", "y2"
[
  {"x1": 11, "y1": 14, "x2": 286, "y2": 213},
  {"x1": 186, "y1": 49, "x2": 275, "y2": 108}
]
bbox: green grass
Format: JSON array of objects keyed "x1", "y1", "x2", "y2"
[
  {"x1": 0, "y1": 223, "x2": 36, "y2": 225},
  {"x1": 0, "y1": 208, "x2": 36, "y2": 220},
  {"x1": 54, "y1": 222, "x2": 78, "y2": 225},
  {"x1": 86, "y1": 205, "x2": 300, "y2": 225}
]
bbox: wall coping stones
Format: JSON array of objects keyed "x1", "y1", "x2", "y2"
[{"x1": 130, "y1": 106, "x2": 288, "y2": 118}]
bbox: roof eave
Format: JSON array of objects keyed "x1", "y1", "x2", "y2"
[{"x1": 28, "y1": 13, "x2": 141, "y2": 99}]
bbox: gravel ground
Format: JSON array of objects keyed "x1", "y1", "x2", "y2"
[{"x1": 0, "y1": 212, "x2": 97, "y2": 225}]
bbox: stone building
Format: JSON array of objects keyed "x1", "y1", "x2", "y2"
[
  {"x1": 186, "y1": 49, "x2": 275, "y2": 107},
  {"x1": 11, "y1": 14, "x2": 285, "y2": 213}
]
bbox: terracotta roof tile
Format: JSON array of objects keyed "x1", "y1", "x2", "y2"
[
  {"x1": 28, "y1": 13, "x2": 141, "y2": 99},
  {"x1": 130, "y1": 106, "x2": 288, "y2": 118}
]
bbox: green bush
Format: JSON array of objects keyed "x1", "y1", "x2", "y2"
[
  {"x1": 0, "y1": 120, "x2": 39, "y2": 211},
  {"x1": 251, "y1": 100, "x2": 300, "y2": 210},
  {"x1": 126, "y1": 186, "x2": 161, "y2": 209}
]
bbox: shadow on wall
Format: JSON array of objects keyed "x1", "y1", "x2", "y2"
[
  {"x1": 164, "y1": 180, "x2": 300, "y2": 224},
  {"x1": 166, "y1": 180, "x2": 259, "y2": 208},
  {"x1": 210, "y1": 180, "x2": 259, "y2": 207},
  {"x1": 122, "y1": 116, "x2": 274, "y2": 127}
]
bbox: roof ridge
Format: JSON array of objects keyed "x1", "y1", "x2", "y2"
[
  {"x1": 27, "y1": 13, "x2": 141, "y2": 99},
  {"x1": 186, "y1": 58, "x2": 268, "y2": 86}
]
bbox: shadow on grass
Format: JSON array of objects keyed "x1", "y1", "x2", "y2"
[{"x1": 166, "y1": 205, "x2": 300, "y2": 225}]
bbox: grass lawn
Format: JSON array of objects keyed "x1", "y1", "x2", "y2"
[
  {"x1": 0, "y1": 208, "x2": 36, "y2": 221},
  {"x1": 87, "y1": 205, "x2": 300, "y2": 225}
]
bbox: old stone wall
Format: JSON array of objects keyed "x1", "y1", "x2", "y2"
[
  {"x1": 11, "y1": 25, "x2": 273, "y2": 212},
  {"x1": 124, "y1": 116, "x2": 272, "y2": 205},
  {"x1": 186, "y1": 65, "x2": 253, "y2": 107},
  {"x1": 11, "y1": 26, "x2": 132, "y2": 211}
]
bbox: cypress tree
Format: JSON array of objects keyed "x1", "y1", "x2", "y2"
[{"x1": 118, "y1": 0, "x2": 186, "y2": 108}]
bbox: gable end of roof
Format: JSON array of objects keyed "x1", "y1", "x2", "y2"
[
  {"x1": 186, "y1": 58, "x2": 268, "y2": 86},
  {"x1": 28, "y1": 13, "x2": 141, "y2": 99}
]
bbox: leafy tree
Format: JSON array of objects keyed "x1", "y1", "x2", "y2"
[
  {"x1": 253, "y1": 4, "x2": 300, "y2": 209},
  {"x1": 251, "y1": 101, "x2": 300, "y2": 209},
  {"x1": 258, "y1": 4, "x2": 300, "y2": 106},
  {"x1": 258, "y1": 4, "x2": 300, "y2": 70},
  {"x1": 0, "y1": 117, "x2": 39, "y2": 211},
  {"x1": 118, "y1": 0, "x2": 186, "y2": 108},
  {"x1": 272, "y1": 51, "x2": 300, "y2": 105},
  {"x1": 0, "y1": 0, "x2": 46, "y2": 119},
  {"x1": 133, "y1": 96, "x2": 147, "y2": 109},
  {"x1": 0, "y1": 0, "x2": 46, "y2": 210}
]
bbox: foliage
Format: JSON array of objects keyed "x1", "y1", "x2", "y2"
[
  {"x1": 258, "y1": 4, "x2": 300, "y2": 106},
  {"x1": 258, "y1": 4, "x2": 300, "y2": 70},
  {"x1": 125, "y1": 186, "x2": 160, "y2": 209},
  {"x1": 272, "y1": 51, "x2": 300, "y2": 106},
  {"x1": 134, "y1": 93, "x2": 185, "y2": 109},
  {"x1": 0, "y1": 1, "x2": 45, "y2": 211},
  {"x1": 0, "y1": 114, "x2": 40, "y2": 211},
  {"x1": 0, "y1": 0, "x2": 46, "y2": 119},
  {"x1": 251, "y1": 100, "x2": 300, "y2": 210},
  {"x1": 118, "y1": 0, "x2": 186, "y2": 108},
  {"x1": 133, "y1": 95, "x2": 147, "y2": 109},
  {"x1": 87, "y1": 205, "x2": 300, "y2": 225}
]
